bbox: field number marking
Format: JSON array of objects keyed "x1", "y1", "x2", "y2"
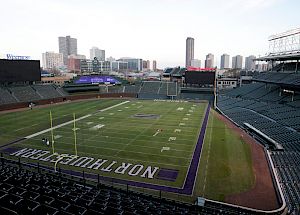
[{"x1": 161, "y1": 147, "x2": 170, "y2": 152}]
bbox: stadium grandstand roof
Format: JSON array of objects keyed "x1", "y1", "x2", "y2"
[
  {"x1": 255, "y1": 52, "x2": 300, "y2": 61},
  {"x1": 268, "y1": 28, "x2": 300, "y2": 41}
]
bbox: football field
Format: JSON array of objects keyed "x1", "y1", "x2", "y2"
[
  {"x1": 0, "y1": 99, "x2": 208, "y2": 195},
  {"x1": 0, "y1": 99, "x2": 255, "y2": 203}
]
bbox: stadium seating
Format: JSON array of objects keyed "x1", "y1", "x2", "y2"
[
  {"x1": 139, "y1": 81, "x2": 161, "y2": 94},
  {"x1": 253, "y1": 72, "x2": 300, "y2": 86},
  {"x1": 217, "y1": 81, "x2": 300, "y2": 214},
  {"x1": 9, "y1": 86, "x2": 42, "y2": 102},
  {"x1": 0, "y1": 88, "x2": 17, "y2": 105},
  {"x1": 32, "y1": 85, "x2": 62, "y2": 99},
  {"x1": 124, "y1": 85, "x2": 141, "y2": 94},
  {"x1": 0, "y1": 156, "x2": 273, "y2": 215}
]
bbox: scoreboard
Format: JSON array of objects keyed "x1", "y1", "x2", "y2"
[{"x1": 0, "y1": 59, "x2": 41, "y2": 83}]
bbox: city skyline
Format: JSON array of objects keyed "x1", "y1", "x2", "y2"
[{"x1": 1, "y1": 0, "x2": 299, "y2": 68}]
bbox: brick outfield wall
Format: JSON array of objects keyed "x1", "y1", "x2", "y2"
[{"x1": 0, "y1": 93, "x2": 137, "y2": 111}]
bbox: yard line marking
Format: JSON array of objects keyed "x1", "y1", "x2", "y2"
[
  {"x1": 15, "y1": 127, "x2": 27, "y2": 131},
  {"x1": 54, "y1": 135, "x2": 62, "y2": 140},
  {"x1": 25, "y1": 101, "x2": 129, "y2": 139}
]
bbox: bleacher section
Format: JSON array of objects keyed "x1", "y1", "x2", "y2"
[
  {"x1": 139, "y1": 81, "x2": 161, "y2": 94},
  {"x1": 0, "y1": 88, "x2": 17, "y2": 105},
  {"x1": 0, "y1": 156, "x2": 270, "y2": 215},
  {"x1": 217, "y1": 81, "x2": 300, "y2": 214},
  {"x1": 271, "y1": 62, "x2": 299, "y2": 73},
  {"x1": 9, "y1": 86, "x2": 42, "y2": 102},
  {"x1": 32, "y1": 85, "x2": 62, "y2": 99},
  {"x1": 0, "y1": 85, "x2": 66, "y2": 105},
  {"x1": 123, "y1": 85, "x2": 140, "y2": 94},
  {"x1": 253, "y1": 72, "x2": 300, "y2": 87}
]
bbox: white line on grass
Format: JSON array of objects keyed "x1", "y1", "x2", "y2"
[
  {"x1": 25, "y1": 101, "x2": 130, "y2": 139},
  {"x1": 202, "y1": 112, "x2": 213, "y2": 195}
]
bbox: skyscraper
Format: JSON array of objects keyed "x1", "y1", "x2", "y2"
[
  {"x1": 153, "y1": 60, "x2": 157, "y2": 71},
  {"x1": 245, "y1": 55, "x2": 256, "y2": 71},
  {"x1": 142, "y1": 60, "x2": 150, "y2": 70},
  {"x1": 205, "y1": 53, "x2": 214, "y2": 68},
  {"x1": 90, "y1": 47, "x2": 105, "y2": 61},
  {"x1": 58, "y1": 36, "x2": 77, "y2": 65},
  {"x1": 220, "y1": 54, "x2": 230, "y2": 69},
  {"x1": 42, "y1": 52, "x2": 63, "y2": 69},
  {"x1": 232, "y1": 55, "x2": 243, "y2": 69},
  {"x1": 185, "y1": 37, "x2": 194, "y2": 68}
]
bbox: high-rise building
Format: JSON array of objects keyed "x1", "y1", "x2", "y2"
[
  {"x1": 42, "y1": 52, "x2": 64, "y2": 69},
  {"x1": 58, "y1": 36, "x2": 77, "y2": 65},
  {"x1": 232, "y1": 55, "x2": 243, "y2": 69},
  {"x1": 185, "y1": 37, "x2": 194, "y2": 68},
  {"x1": 111, "y1": 61, "x2": 128, "y2": 71},
  {"x1": 153, "y1": 60, "x2": 157, "y2": 71},
  {"x1": 118, "y1": 58, "x2": 143, "y2": 71},
  {"x1": 90, "y1": 47, "x2": 105, "y2": 61},
  {"x1": 142, "y1": 60, "x2": 150, "y2": 70},
  {"x1": 245, "y1": 55, "x2": 256, "y2": 71},
  {"x1": 220, "y1": 54, "x2": 230, "y2": 69},
  {"x1": 205, "y1": 53, "x2": 214, "y2": 68},
  {"x1": 191, "y1": 59, "x2": 201, "y2": 68}
]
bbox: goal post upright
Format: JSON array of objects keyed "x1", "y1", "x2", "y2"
[
  {"x1": 50, "y1": 110, "x2": 55, "y2": 154},
  {"x1": 73, "y1": 113, "x2": 78, "y2": 157}
]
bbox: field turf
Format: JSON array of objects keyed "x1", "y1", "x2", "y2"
[{"x1": 0, "y1": 99, "x2": 254, "y2": 202}]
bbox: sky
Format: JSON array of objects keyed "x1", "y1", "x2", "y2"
[{"x1": 0, "y1": 0, "x2": 299, "y2": 68}]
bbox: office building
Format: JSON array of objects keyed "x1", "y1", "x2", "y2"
[
  {"x1": 205, "y1": 53, "x2": 214, "y2": 68},
  {"x1": 142, "y1": 60, "x2": 150, "y2": 70},
  {"x1": 58, "y1": 35, "x2": 77, "y2": 65},
  {"x1": 245, "y1": 55, "x2": 256, "y2": 71},
  {"x1": 90, "y1": 47, "x2": 105, "y2": 61},
  {"x1": 220, "y1": 54, "x2": 230, "y2": 69},
  {"x1": 185, "y1": 37, "x2": 194, "y2": 68},
  {"x1": 42, "y1": 52, "x2": 64, "y2": 70},
  {"x1": 80, "y1": 59, "x2": 111, "y2": 73},
  {"x1": 111, "y1": 61, "x2": 128, "y2": 71},
  {"x1": 191, "y1": 59, "x2": 201, "y2": 68},
  {"x1": 153, "y1": 60, "x2": 157, "y2": 71},
  {"x1": 232, "y1": 55, "x2": 243, "y2": 69},
  {"x1": 118, "y1": 58, "x2": 143, "y2": 71}
]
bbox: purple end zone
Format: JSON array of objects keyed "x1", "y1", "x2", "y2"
[
  {"x1": 2, "y1": 103, "x2": 211, "y2": 195},
  {"x1": 1, "y1": 147, "x2": 21, "y2": 154},
  {"x1": 156, "y1": 168, "x2": 179, "y2": 181}
]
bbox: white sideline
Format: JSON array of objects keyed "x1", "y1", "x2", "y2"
[{"x1": 25, "y1": 101, "x2": 130, "y2": 139}]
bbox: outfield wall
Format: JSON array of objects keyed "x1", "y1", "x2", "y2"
[{"x1": 0, "y1": 93, "x2": 136, "y2": 111}]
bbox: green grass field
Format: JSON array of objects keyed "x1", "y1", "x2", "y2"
[{"x1": 0, "y1": 99, "x2": 254, "y2": 203}]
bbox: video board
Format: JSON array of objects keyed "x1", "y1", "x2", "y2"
[{"x1": 0, "y1": 59, "x2": 41, "y2": 82}]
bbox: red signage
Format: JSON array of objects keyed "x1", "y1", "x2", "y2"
[{"x1": 187, "y1": 67, "x2": 215, "y2": 71}]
